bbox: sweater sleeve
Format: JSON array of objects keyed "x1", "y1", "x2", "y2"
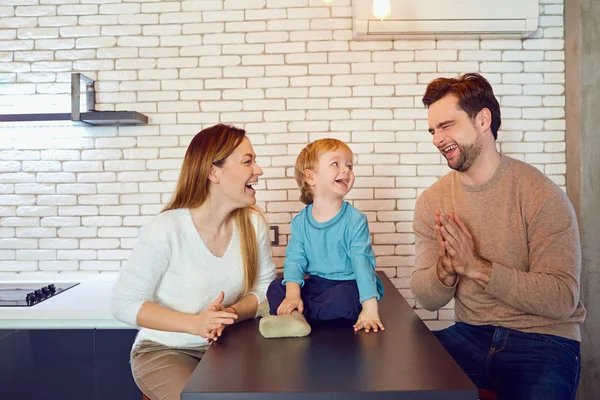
[
  {"x1": 410, "y1": 193, "x2": 457, "y2": 311},
  {"x1": 282, "y1": 216, "x2": 308, "y2": 287},
  {"x1": 484, "y1": 185, "x2": 582, "y2": 320},
  {"x1": 247, "y1": 213, "x2": 277, "y2": 304},
  {"x1": 110, "y1": 215, "x2": 172, "y2": 327},
  {"x1": 350, "y1": 213, "x2": 381, "y2": 303}
]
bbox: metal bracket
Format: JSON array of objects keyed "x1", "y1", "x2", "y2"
[
  {"x1": 71, "y1": 73, "x2": 96, "y2": 122},
  {"x1": 0, "y1": 73, "x2": 147, "y2": 126}
]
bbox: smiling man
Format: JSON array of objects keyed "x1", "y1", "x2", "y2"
[{"x1": 410, "y1": 73, "x2": 586, "y2": 400}]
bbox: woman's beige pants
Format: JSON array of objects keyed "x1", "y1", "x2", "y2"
[{"x1": 131, "y1": 340, "x2": 208, "y2": 400}]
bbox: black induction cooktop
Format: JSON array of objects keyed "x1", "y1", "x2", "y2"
[{"x1": 0, "y1": 283, "x2": 79, "y2": 307}]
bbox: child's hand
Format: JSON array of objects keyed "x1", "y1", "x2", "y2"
[
  {"x1": 277, "y1": 295, "x2": 304, "y2": 315},
  {"x1": 354, "y1": 310, "x2": 384, "y2": 333},
  {"x1": 353, "y1": 297, "x2": 384, "y2": 333}
]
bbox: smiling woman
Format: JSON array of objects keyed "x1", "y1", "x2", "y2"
[{"x1": 110, "y1": 124, "x2": 276, "y2": 400}]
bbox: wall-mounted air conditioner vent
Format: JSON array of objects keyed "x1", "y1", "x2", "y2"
[{"x1": 353, "y1": 0, "x2": 540, "y2": 40}]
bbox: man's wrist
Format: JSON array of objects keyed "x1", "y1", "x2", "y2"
[
  {"x1": 438, "y1": 273, "x2": 458, "y2": 287},
  {"x1": 437, "y1": 267, "x2": 451, "y2": 281},
  {"x1": 468, "y1": 257, "x2": 492, "y2": 282},
  {"x1": 436, "y1": 259, "x2": 457, "y2": 286}
]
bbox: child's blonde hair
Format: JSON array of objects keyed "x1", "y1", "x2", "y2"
[{"x1": 295, "y1": 138, "x2": 353, "y2": 205}]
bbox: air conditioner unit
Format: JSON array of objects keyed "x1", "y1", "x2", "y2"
[{"x1": 353, "y1": 0, "x2": 540, "y2": 40}]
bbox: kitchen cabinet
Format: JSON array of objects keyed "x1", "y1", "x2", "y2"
[
  {"x1": 96, "y1": 329, "x2": 140, "y2": 400},
  {"x1": 0, "y1": 329, "x2": 140, "y2": 400},
  {"x1": 0, "y1": 276, "x2": 140, "y2": 399}
]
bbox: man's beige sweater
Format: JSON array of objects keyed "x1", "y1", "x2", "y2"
[{"x1": 411, "y1": 155, "x2": 586, "y2": 341}]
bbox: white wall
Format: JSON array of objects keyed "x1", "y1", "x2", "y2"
[{"x1": 0, "y1": 0, "x2": 565, "y2": 327}]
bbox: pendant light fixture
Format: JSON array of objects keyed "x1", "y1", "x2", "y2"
[
  {"x1": 322, "y1": 0, "x2": 391, "y2": 21},
  {"x1": 372, "y1": 0, "x2": 392, "y2": 20}
]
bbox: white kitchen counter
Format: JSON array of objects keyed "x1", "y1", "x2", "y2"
[{"x1": 0, "y1": 273, "x2": 134, "y2": 330}]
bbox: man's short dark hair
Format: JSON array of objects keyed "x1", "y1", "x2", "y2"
[{"x1": 422, "y1": 73, "x2": 501, "y2": 140}]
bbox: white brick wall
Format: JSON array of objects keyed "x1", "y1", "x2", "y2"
[{"x1": 0, "y1": 0, "x2": 566, "y2": 326}]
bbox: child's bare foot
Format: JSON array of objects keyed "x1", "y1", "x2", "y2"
[{"x1": 259, "y1": 311, "x2": 311, "y2": 338}]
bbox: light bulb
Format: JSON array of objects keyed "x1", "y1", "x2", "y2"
[{"x1": 372, "y1": 0, "x2": 391, "y2": 21}]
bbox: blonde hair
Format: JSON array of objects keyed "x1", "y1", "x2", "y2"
[
  {"x1": 294, "y1": 138, "x2": 353, "y2": 205},
  {"x1": 163, "y1": 124, "x2": 259, "y2": 294}
]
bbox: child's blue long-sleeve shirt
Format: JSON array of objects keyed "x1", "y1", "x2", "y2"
[{"x1": 282, "y1": 201, "x2": 384, "y2": 303}]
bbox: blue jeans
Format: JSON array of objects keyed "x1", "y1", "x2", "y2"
[{"x1": 434, "y1": 323, "x2": 581, "y2": 400}]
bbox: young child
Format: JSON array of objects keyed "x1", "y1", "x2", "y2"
[{"x1": 259, "y1": 138, "x2": 385, "y2": 338}]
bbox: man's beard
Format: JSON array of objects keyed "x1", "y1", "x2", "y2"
[{"x1": 444, "y1": 137, "x2": 482, "y2": 172}]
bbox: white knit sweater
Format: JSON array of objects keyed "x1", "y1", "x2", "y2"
[{"x1": 111, "y1": 208, "x2": 276, "y2": 348}]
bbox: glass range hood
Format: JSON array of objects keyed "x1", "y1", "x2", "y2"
[{"x1": 0, "y1": 73, "x2": 148, "y2": 126}]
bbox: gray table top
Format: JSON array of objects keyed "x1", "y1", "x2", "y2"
[{"x1": 182, "y1": 273, "x2": 477, "y2": 400}]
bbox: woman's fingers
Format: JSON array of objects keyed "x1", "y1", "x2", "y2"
[
  {"x1": 210, "y1": 291, "x2": 225, "y2": 307},
  {"x1": 207, "y1": 303, "x2": 224, "y2": 312},
  {"x1": 209, "y1": 317, "x2": 236, "y2": 327},
  {"x1": 213, "y1": 310, "x2": 238, "y2": 319},
  {"x1": 206, "y1": 324, "x2": 227, "y2": 341},
  {"x1": 206, "y1": 329, "x2": 217, "y2": 340},
  {"x1": 204, "y1": 311, "x2": 237, "y2": 331}
]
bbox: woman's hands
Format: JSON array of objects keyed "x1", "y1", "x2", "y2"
[
  {"x1": 206, "y1": 305, "x2": 238, "y2": 344},
  {"x1": 189, "y1": 291, "x2": 237, "y2": 341}
]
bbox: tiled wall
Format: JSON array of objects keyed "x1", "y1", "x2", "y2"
[{"x1": 0, "y1": 0, "x2": 565, "y2": 327}]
